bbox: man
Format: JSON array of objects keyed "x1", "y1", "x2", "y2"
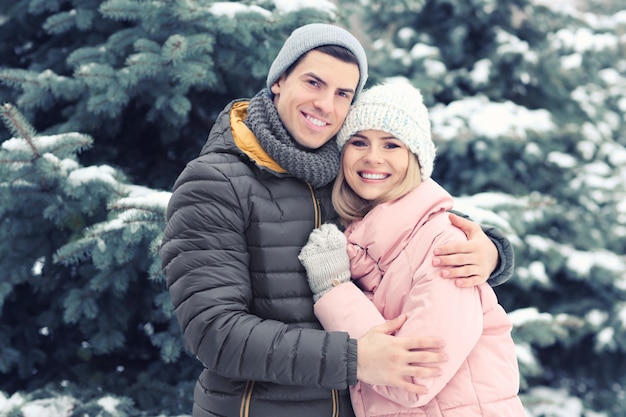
[{"x1": 160, "y1": 23, "x2": 513, "y2": 417}]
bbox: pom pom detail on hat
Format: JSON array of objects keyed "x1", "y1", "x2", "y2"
[
  {"x1": 336, "y1": 82, "x2": 436, "y2": 179},
  {"x1": 266, "y1": 23, "x2": 368, "y2": 99}
]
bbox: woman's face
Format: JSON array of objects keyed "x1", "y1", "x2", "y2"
[{"x1": 342, "y1": 130, "x2": 417, "y2": 202}]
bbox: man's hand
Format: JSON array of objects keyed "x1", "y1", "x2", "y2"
[
  {"x1": 433, "y1": 213, "x2": 498, "y2": 288},
  {"x1": 357, "y1": 315, "x2": 446, "y2": 395}
]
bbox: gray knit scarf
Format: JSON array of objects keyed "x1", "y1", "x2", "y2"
[{"x1": 244, "y1": 89, "x2": 340, "y2": 188}]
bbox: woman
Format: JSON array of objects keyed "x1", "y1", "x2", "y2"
[{"x1": 298, "y1": 82, "x2": 526, "y2": 417}]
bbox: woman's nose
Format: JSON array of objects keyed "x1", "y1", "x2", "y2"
[{"x1": 364, "y1": 147, "x2": 383, "y2": 164}]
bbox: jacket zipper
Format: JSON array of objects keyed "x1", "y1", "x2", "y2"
[
  {"x1": 308, "y1": 183, "x2": 322, "y2": 227},
  {"x1": 309, "y1": 184, "x2": 341, "y2": 417},
  {"x1": 239, "y1": 380, "x2": 254, "y2": 417}
]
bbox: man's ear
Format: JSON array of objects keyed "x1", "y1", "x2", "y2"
[{"x1": 270, "y1": 75, "x2": 285, "y2": 95}]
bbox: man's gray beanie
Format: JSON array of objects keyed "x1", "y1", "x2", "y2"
[{"x1": 266, "y1": 23, "x2": 368, "y2": 98}]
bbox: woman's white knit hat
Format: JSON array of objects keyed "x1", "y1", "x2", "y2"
[
  {"x1": 266, "y1": 23, "x2": 368, "y2": 99},
  {"x1": 336, "y1": 82, "x2": 436, "y2": 179}
]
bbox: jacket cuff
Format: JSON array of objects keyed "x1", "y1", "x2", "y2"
[
  {"x1": 483, "y1": 225, "x2": 515, "y2": 287},
  {"x1": 347, "y1": 338, "x2": 358, "y2": 386}
]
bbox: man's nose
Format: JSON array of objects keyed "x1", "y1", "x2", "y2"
[{"x1": 313, "y1": 91, "x2": 334, "y2": 114}]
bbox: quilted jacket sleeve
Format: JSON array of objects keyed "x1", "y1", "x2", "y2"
[
  {"x1": 482, "y1": 224, "x2": 514, "y2": 286},
  {"x1": 159, "y1": 156, "x2": 356, "y2": 389}
]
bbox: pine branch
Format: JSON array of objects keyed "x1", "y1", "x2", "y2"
[
  {"x1": 0, "y1": 103, "x2": 39, "y2": 157},
  {"x1": 43, "y1": 10, "x2": 80, "y2": 34},
  {"x1": 99, "y1": 0, "x2": 143, "y2": 21},
  {"x1": 0, "y1": 69, "x2": 42, "y2": 89}
]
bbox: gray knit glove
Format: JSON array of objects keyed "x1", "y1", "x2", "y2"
[{"x1": 298, "y1": 223, "x2": 351, "y2": 302}]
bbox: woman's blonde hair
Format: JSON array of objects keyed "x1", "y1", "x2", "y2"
[{"x1": 332, "y1": 148, "x2": 422, "y2": 225}]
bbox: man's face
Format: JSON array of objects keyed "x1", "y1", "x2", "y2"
[{"x1": 270, "y1": 50, "x2": 360, "y2": 150}]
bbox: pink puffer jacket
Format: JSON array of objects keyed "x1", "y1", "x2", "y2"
[{"x1": 314, "y1": 179, "x2": 526, "y2": 417}]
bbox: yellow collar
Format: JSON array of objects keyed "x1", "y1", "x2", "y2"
[{"x1": 230, "y1": 101, "x2": 287, "y2": 173}]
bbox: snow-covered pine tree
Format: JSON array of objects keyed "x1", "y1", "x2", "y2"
[
  {"x1": 338, "y1": 0, "x2": 626, "y2": 415},
  {"x1": 0, "y1": 102, "x2": 194, "y2": 413}
]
